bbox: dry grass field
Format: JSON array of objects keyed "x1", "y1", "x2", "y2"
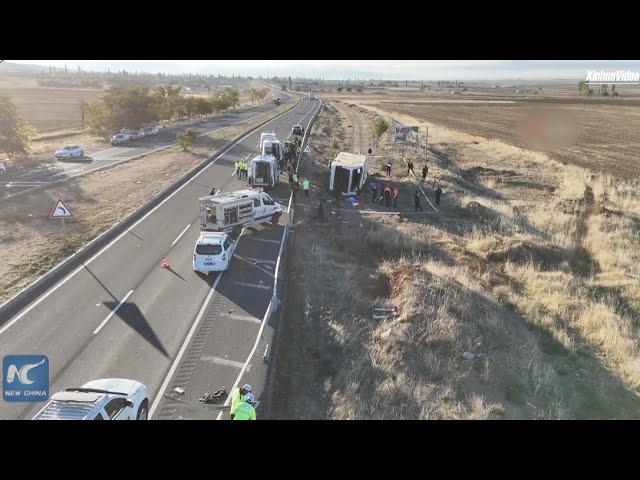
[
  {"x1": 271, "y1": 97, "x2": 640, "y2": 420},
  {"x1": 0, "y1": 86, "x2": 105, "y2": 132},
  {"x1": 322, "y1": 88, "x2": 640, "y2": 180},
  {"x1": 0, "y1": 68, "x2": 257, "y2": 135}
]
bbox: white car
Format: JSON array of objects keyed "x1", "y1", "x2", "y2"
[
  {"x1": 142, "y1": 126, "x2": 159, "y2": 136},
  {"x1": 111, "y1": 133, "x2": 130, "y2": 145},
  {"x1": 193, "y1": 232, "x2": 237, "y2": 274},
  {"x1": 54, "y1": 144, "x2": 84, "y2": 160},
  {"x1": 32, "y1": 378, "x2": 149, "y2": 420}
]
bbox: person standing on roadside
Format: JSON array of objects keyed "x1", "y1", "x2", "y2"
[{"x1": 414, "y1": 190, "x2": 422, "y2": 212}]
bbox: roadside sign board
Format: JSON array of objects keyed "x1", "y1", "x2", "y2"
[
  {"x1": 50, "y1": 198, "x2": 73, "y2": 218},
  {"x1": 394, "y1": 125, "x2": 419, "y2": 135}
]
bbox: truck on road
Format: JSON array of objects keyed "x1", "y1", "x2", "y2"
[{"x1": 199, "y1": 189, "x2": 284, "y2": 234}]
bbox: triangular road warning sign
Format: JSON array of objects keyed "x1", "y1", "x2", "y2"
[{"x1": 50, "y1": 198, "x2": 73, "y2": 218}]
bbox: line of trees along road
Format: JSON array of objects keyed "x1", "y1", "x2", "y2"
[
  {"x1": 88, "y1": 85, "x2": 269, "y2": 141},
  {"x1": 0, "y1": 86, "x2": 271, "y2": 156}
]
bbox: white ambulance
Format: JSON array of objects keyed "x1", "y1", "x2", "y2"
[{"x1": 199, "y1": 189, "x2": 284, "y2": 234}]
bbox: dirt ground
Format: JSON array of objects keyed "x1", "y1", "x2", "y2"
[
  {"x1": 0, "y1": 98, "x2": 297, "y2": 306},
  {"x1": 322, "y1": 89, "x2": 640, "y2": 180},
  {"x1": 0, "y1": 86, "x2": 105, "y2": 132},
  {"x1": 271, "y1": 98, "x2": 640, "y2": 419}
]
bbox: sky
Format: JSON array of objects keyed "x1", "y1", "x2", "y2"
[{"x1": 7, "y1": 60, "x2": 640, "y2": 81}]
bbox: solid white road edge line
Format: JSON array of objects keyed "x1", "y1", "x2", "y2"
[
  {"x1": 171, "y1": 224, "x2": 191, "y2": 248},
  {"x1": 0, "y1": 101, "x2": 310, "y2": 336},
  {"x1": 93, "y1": 289, "x2": 134, "y2": 335}
]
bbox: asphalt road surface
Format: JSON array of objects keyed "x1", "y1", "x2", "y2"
[
  {"x1": 0, "y1": 90, "x2": 292, "y2": 200},
  {"x1": 0, "y1": 96, "x2": 321, "y2": 420}
]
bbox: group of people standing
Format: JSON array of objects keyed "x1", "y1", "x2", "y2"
[
  {"x1": 235, "y1": 159, "x2": 248, "y2": 179},
  {"x1": 375, "y1": 158, "x2": 444, "y2": 211},
  {"x1": 369, "y1": 181, "x2": 399, "y2": 208}
]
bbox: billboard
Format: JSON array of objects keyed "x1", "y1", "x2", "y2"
[{"x1": 395, "y1": 125, "x2": 419, "y2": 135}]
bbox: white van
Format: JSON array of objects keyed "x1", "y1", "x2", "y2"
[
  {"x1": 260, "y1": 132, "x2": 278, "y2": 151},
  {"x1": 248, "y1": 154, "x2": 279, "y2": 189},
  {"x1": 193, "y1": 232, "x2": 237, "y2": 274},
  {"x1": 262, "y1": 138, "x2": 283, "y2": 162},
  {"x1": 199, "y1": 189, "x2": 283, "y2": 233}
]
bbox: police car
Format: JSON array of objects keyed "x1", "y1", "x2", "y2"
[{"x1": 193, "y1": 232, "x2": 237, "y2": 275}]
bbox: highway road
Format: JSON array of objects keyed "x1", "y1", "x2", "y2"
[
  {"x1": 0, "y1": 96, "x2": 321, "y2": 420},
  {"x1": 0, "y1": 90, "x2": 292, "y2": 200}
]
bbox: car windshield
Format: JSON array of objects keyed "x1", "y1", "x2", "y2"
[
  {"x1": 63, "y1": 146, "x2": 75, "y2": 150},
  {"x1": 196, "y1": 244, "x2": 222, "y2": 256}
]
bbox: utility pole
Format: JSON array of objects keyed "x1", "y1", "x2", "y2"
[{"x1": 425, "y1": 126, "x2": 428, "y2": 162}]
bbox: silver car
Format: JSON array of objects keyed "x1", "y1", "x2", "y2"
[
  {"x1": 54, "y1": 144, "x2": 84, "y2": 160},
  {"x1": 126, "y1": 130, "x2": 145, "y2": 141},
  {"x1": 142, "y1": 126, "x2": 159, "y2": 136},
  {"x1": 111, "y1": 133, "x2": 130, "y2": 145}
]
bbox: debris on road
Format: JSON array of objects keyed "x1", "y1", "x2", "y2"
[{"x1": 199, "y1": 388, "x2": 227, "y2": 405}]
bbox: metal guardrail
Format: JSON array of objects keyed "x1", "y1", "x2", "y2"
[{"x1": 214, "y1": 98, "x2": 323, "y2": 419}]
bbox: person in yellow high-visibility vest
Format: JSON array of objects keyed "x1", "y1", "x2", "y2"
[
  {"x1": 233, "y1": 394, "x2": 257, "y2": 420},
  {"x1": 302, "y1": 178, "x2": 310, "y2": 197},
  {"x1": 229, "y1": 384, "x2": 251, "y2": 420},
  {"x1": 242, "y1": 160, "x2": 248, "y2": 179}
]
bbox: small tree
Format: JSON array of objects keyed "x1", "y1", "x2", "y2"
[
  {"x1": 177, "y1": 128, "x2": 197, "y2": 151},
  {"x1": 371, "y1": 117, "x2": 389, "y2": 148},
  {"x1": 337, "y1": 87, "x2": 343, "y2": 92},
  {"x1": 0, "y1": 96, "x2": 36, "y2": 156}
]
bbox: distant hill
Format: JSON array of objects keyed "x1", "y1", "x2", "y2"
[{"x1": 0, "y1": 62, "x2": 48, "y2": 74}]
